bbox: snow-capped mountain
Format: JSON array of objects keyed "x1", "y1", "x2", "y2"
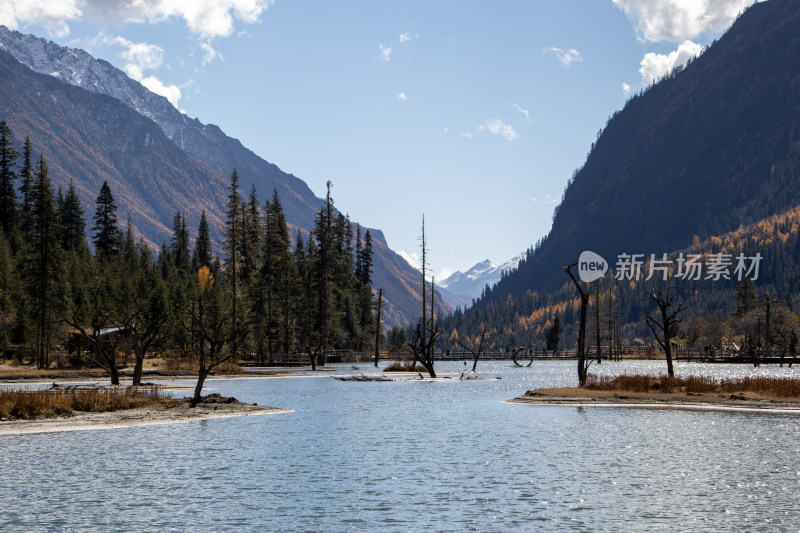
[
  {"x1": 0, "y1": 25, "x2": 321, "y2": 230},
  {"x1": 439, "y1": 254, "x2": 524, "y2": 303}
]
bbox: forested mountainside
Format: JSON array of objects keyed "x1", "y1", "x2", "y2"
[
  {"x1": 442, "y1": 205, "x2": 800, "y2": 351},
  {"x1": 447, "y1": 0, "x2": 800, "y2": 350},
  {"x1": 0, "y1": 48, "x2": 228, "y2": 245},
  {"x1": 0, "y1": 40, "x2": 452, "y2": 327},
  {"x1": 0, "y1": 25, "x2": 322, "y2": 231},
  {"x1": 486, "y1": 0, "x2": 800, "y2": 298}
]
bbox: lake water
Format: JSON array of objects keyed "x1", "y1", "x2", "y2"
[{"x1": 2, "y1": 360, "x2": 800, "y2": 532}]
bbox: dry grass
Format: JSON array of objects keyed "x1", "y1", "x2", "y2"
[
  {"x1": 160, "y1": 358, "x2": 242, "y2": 374},
  {"x1": 0, "y1": 386, "x2": 167, "y2": 420},
  {"x1": 383, "y1": 362, "x2": 428, "y2": 373},
  {"x1": 586, "y1": 374, "x2": 800, "y2": 398}
]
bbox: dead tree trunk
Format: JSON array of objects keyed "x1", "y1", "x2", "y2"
[
  {"x1": 456, "y1": 325, "x2": 488, "y2": 371},
  {"x1": 564, "y1": 262, "x2": 590, "y2": 386},
  {"x1": 644, "y1": 286, "x2": 685, "y2": 379},
  {"x1": 374, "y1": 288, "x2": 383, "y2": 368}
]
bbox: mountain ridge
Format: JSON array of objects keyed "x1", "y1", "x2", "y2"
[
  {"x1": 439, "y1": 254, "x2": 523, "y2": 304},
  {"x1": 0, "y1": 28, "x2": 456, "y2": 327},
  {"x1": 483, "y1": 0, "x2": 800, "y2": 301}
]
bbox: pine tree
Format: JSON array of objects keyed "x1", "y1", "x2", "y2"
[
  {"x1": 122, "y1": 216, "x2": 138, "y2": 268},
  {"x1": 17, "y1": 136, "x2": 33, "y2": 238},
  {"x1": 193, "y1": 210, "x2": 212, "y2": 270},
  {"x1": 240, "y1": 185, "x2": 261, "y2": 283},
  {"x1": 312, "y1": 181, "x2": 336, "y2": 361},
  {"x1": 26, "y1": 154, "x2": 62, "y2": 368},
  {"x1": 357, "y1": 230, "x2": 374, "y2": 286},
  {"x1": 223, "y1": 170, "x2": 243, "y2": 356},
  {"x1": 0, "y1": 122, "x2": 19, "y2": 235},
  {"x1": 92, "y1": 181, "x2": 122, "y2": 258},
  {"x1": 57, "y1": 179, "x2": 86, "y2": 252},
  {"x1": 259, "y1": 188, "x2": 296, "y2": 355},
  {"x1": 170, "y1": 211, "x2": 190, "y2": 273}
]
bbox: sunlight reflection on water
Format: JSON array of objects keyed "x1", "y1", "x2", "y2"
[{"x1": 1, "y1": 360, "x2": 799, "y2": 532}]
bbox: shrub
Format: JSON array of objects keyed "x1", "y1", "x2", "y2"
[
  {"x1": 0, "y1": 386, "x2": 166, "y2": 420},
  {"x1": 585, "y1": 374, "x2": 800, "y2": 398},
  {"x1": 383, "y1": 362, "x2": 428, "y2": 372}
]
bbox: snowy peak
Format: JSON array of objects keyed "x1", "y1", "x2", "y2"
[
  {"x1": 439, "y1": 253, "x2": 523, "y2": 300},
  {"x1": 0, "y1": 26, "x2": 177, "y2": 127},
  {"x1": 0, "y1": 25, "x2": 323, "y2": 230}
]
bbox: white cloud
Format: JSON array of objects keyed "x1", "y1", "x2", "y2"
[
  {"x1": 0, "y1": 0, "x2": 273, "y2": 39},
  {"x1": 95, "y1": 0, "x2": 272, "y2": 39},
  {"x1": 639, "y1": 39, "x2": 703, "y2": 86},
  {"x1": 437, "y1": 268, "x2": 453, "y2": 280},
  {"x1": 622, "y1": 82, "x2": 632, "y2": 97},
  {"x1": 542, "y1": 47, "x2": 582, "y2": 67},
  {"x1": 398, "y1": 250, "x2": 420, "y2": 270},
  {"x1": 141, "y1": 75, "x2": 181, "y2": 107},
  {"x1": 479, "y1": 118, "x2": 518, "y2": 142},
  {"x1": 0, "y1": 0, "x2": 81, "y2": 37},
  {"x1": 199, "y1": 41, "x2": 221, "y2": 65},
  {"x1": 531, "y1": 194, "x2": 559, "y2": 205},
  {"x1": 459, "y1": 131, "x2": 472, "y2": 139},
  {"x1": 512, "y1": 103, "x2": 533, "y2": 125},
  {"x1": 612, "y1": 0, "x2": 758, "y2": 43},
  {"x1": 397, "y1": 92, "x2": 407, "y2": 101},
  {"x1": 378, "y1": 43, "x2": 392, "y2": 62},
  {"x1": 109, "y1": 35, "x2": 182, "y2": 107},
  {"x1": 438, "y1": 127, "x2": 449, "y2": 137},
  {"x1": 399, "y1": 31, "x2": 419, "y2": 44},
  {"x1": 113, "y1": 36, "x2": 165, "y2": 73}
]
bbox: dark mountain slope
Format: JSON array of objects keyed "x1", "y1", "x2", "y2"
[
  {"x1": 0, "y1": 25, "x2": 322, "y2": 231},
  {"x1": 491, "y1": 0, "x2": 800, "y2": 298},
  {"x1": 0, "y1": 48, "x2": 228, "y2": 243}
]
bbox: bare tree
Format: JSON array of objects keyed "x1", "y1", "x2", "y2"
[
  {"x1": 771, "y1": 304, "x2": 800, "y2": 367},
  {"x1": 406, "y1": 216, "x2": 439, "y2": 377},
  {"x1": 456, "y1": 324, "x2": 491, "y2": 371},
  {"x1": 374, "y1": 288, "x2": 383, "y2": 367},
  {"x1": 189, "y1": 266, "x2": 248, "y2": 405},
  {"x1": 510, "y1": 347, "x2": 532, "y2": 367},
  {"x1": 118, "y1": 274, "x2": 169, "y2": 386},
  {"x1": 644, "y1": 286, "x2": 686, "y2": 378},
  {"x1": 564, "y1": 262, "x2": 590, "y2": 386},
  {"x1": 407, "y1": 320, "x2": 441, "y2": 378},
  {"x1": 64, "y1": 280, "x2": 122, "y2": 385}
]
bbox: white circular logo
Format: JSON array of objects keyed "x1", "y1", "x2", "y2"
[{"x1": 578, "y1": 251, "x2": 607, "y2": 283}]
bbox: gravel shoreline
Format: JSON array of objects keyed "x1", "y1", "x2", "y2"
[
  {"x1": 0, "y1": 396, "x2": 290, "y2": 436},
  {"x1": 509, "y1": 387, "x2": 800, "y2": 414}
]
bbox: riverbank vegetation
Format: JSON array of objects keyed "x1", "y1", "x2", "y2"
[
  {"x1": 0, "y1": 385, "x2": 166, "y2": 420},
  {"x1": 586, "y1": 374, "x2": 800, "y2": 398},
  {"x1": 0, "y1": 123, "x2": 381, "y2": 397}
]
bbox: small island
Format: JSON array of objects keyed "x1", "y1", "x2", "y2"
[
  {"x1": 510, "y1": 374, "x2": 800, "y2": 414},
  {"x1": 0, "y1": 386, "x2": 289, "y2": 436}
]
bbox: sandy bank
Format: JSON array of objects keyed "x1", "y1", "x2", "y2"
[
  {"x1": 0, "y1": 397, "x2": 291, "y2": 436},
  {"x1": 509, "y1": 387, "x2": 800, "y2": 414}
]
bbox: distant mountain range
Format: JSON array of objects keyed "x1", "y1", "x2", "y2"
[
  {"x1": 0, "y1": 26, "x2": 454, "y2": 327},
  {"x1": 438, "y1": 254, "x2": 523, "y2": 307}
]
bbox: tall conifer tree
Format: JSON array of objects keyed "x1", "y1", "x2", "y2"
[
  {"x1": 0, "y1": 122, "x2": 19, "y2": 235},
  {"x1": 92, "y1": 180, "x2": 122, "y2": 258}
]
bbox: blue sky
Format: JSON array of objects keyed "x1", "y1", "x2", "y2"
[{"x1": 0, "y1": 0, "x2": 759, "y2": 279}]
